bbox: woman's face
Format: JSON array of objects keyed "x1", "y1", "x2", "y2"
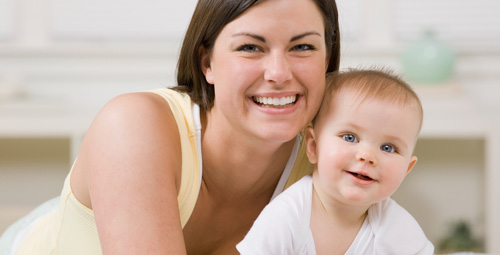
[{"x1": 202, "y1": 0, "x2": 329, "y2": 143}]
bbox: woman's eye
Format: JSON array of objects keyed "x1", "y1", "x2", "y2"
[
  {"x1": 380, "y1": 144, "x2": 395, "y2": 153},
  {"x1": 293, "y1": 44, "x2": 315, "y2": 51},
  {"x1": 237, "y1": 44, "x2": 260, "y2": 52},
  {"x1": 342, "y1": 134, "x2": 358, "y2": 143}
]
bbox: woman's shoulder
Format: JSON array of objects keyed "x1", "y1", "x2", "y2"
[
  {"x1": 103, "y1": 88, "x2": 193, "y2": 124},
  {"x1": 72, "y1": 89, "x2": 184, "y2": 205},
  {"x1": 93, "y1": 89, "x2": 189, "y2": 133},
  {"x1": 104, "y1": 89, "x2": 176, "y2": 116},
  {"x1": 88, "y1": 89, "x2": 183, "y2": 158}
]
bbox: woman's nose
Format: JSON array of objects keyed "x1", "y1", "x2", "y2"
[{"x1": 264, "y1": 52, "x2": 292, "y2": 85}]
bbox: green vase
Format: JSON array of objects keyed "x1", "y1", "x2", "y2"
[{"x1": 401, "y1": 30, "x2": 456, "y2": 84}]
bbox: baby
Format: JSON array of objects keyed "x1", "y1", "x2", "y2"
[{"x1": 237, "y1": 68, "x2": 434, "y2": 254}]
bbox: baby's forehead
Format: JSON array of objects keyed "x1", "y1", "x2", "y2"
[
  {"x1": 326, "y1": 88, "x2": 424, "y2": 130},
  {"x1": 334, "y1": 87, "x2": 420, "y2": 112}
]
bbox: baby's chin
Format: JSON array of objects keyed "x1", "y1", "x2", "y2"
[{"x1": 339, "y1": 190, "x2": 379, "y2": 207}]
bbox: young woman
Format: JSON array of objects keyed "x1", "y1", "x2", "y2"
[{"x1": 4, "y1": 0, "x2": 340, "y2": 254}]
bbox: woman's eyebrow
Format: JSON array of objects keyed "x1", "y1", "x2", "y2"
[
  {"x1": 290, "y1": 31, "x2": 321, "y2": 42},
  {"x1": 231, "y1": 31, "x2": 321, "y2": 43},
  {"x1": 232, "y1": 32, "x2": 266, "y2": 42}
]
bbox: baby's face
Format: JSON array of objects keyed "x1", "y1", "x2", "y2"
[{"x1": 308, "y1": 90, "x2": 421, "y2": 207}]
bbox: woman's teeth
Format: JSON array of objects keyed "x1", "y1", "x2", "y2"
[{"x1": 253, "y1": 95, "x2": 297, "y2": 108}]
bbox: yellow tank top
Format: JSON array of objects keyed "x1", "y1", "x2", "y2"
[{"x1": 14, "y1": 88, "x2": 313, "y2": 254}]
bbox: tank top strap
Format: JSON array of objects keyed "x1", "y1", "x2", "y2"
[{"x1": 270, "y1": 133, "x2": 302, "y2": 200}]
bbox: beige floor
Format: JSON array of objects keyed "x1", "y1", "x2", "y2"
[{"x1": 0, "y1": 138, "x2": 70, "y2": 234}]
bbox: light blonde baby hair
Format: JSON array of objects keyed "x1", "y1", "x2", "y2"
[{"x1": 313, "y1": 68, "x2": 424, "y2": 132}]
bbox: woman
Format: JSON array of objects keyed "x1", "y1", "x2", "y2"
[{"x1": 5, "y1": 0, "x2": 340, "y2": 254}]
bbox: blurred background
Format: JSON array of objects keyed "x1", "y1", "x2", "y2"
[{"x1": 0, "y1": 0, "x2": 499, "y2": 253}]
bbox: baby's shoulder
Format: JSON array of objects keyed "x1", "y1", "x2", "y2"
[{"x1": 367, "y1": 198, "x2": 434, "y2": 254}]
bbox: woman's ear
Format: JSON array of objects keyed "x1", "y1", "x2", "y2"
[
  {"x1": 200, "y1": 45, "x2": 214, "y2": 84},
  {"x1": 305, "y1": 126, "x2": 318, "y2": 164}
]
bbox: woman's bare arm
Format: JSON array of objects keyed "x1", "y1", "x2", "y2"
[{"x1": 74, "y1": 92, "x2": 187, "y2": 254}]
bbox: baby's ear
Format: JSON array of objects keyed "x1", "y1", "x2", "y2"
[
  {"x1": 405, "y1": 156, "x2": 418, "y2": 176},
  {"x1": 305, "y1": 126, "x2": 318, "y2": 164}
]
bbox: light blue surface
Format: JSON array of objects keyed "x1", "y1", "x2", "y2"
[{"x1": 0, "y1": 197, "x2": 59, "y2": 255}]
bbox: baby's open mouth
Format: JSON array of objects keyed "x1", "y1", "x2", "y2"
[
  {"x1": 253, "y1": 95, "x2": 297, "y2": 108},
  {"x1": 347, "y1": 171, "x2": 374, "y2": 181}
]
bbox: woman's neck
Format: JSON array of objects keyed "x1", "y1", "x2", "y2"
[{"x1": 199, "y1": 111, "x2": 297, "y2": 202}]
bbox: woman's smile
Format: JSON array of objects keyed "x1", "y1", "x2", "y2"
[{"x1": 252, "y1": 95, "x2": 298, "y2": 108}]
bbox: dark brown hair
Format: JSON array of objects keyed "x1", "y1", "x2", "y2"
[{"x1": 173, "y1": 0, "x2": 340, "y2": 111}]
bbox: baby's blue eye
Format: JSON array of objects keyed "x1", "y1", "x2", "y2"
[
  {"x1": 381, "y1": 144, "x2": 395, "y2": 153},
  {"x1": 343, "y1": 134, "x2": 358, "y2": 143}
]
